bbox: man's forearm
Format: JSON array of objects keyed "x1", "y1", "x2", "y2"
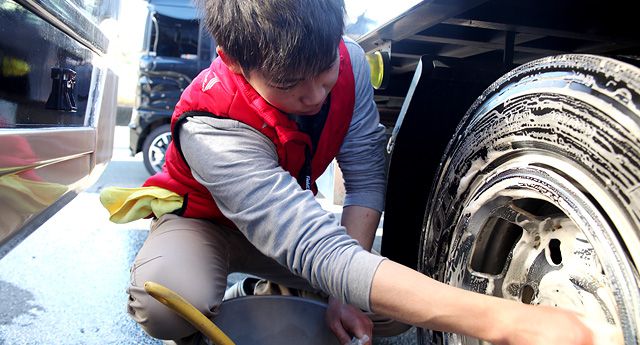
[
  {"x1": 341, "y1": 205, "x2": 380, "y2": 251},
  {"x1": 369, "y1": 260, "x2": 501, "y2": 338},
  {"x1": 369, "y1": 260, "x2": 597, "y2": 345}
]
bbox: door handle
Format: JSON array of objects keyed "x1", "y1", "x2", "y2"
[{"x1": 45, "y1": 67, "x2": 77, "y2": 112}]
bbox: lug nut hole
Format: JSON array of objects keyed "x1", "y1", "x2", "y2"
[
  {"x1": 521, "y1": 284, "x2": 535, "y2": 304},
  {"x1": 549, "y1": 238, "x2": 562, "y2": 265}
]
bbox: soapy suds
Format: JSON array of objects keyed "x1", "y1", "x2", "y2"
[{"x1": 426, "y1": 55, "x2": 638, "y2": 344}]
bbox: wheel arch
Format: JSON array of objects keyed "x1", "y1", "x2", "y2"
[
  {"x1": 136, "y1": 117, "x2": 171, "y2": 154},
  {"x1": 382, "y1": 56, "x2": 501, "y2": 268}
]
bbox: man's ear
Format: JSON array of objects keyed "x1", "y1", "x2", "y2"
[{"x1": 217, "y1": 47, "x2": 244, "y2": 75}]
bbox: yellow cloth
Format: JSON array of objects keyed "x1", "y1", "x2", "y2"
[{"x1": 99, "y1": 186, "x2": 183, "y2": 224}]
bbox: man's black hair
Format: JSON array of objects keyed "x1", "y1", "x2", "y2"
[{"x1": 195, "y1": 0, "x2": 345, "y2": 83}]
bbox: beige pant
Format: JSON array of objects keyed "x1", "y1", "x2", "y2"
[{"x1": 127, "y1": 214, "x2": 315, "y2": 341}]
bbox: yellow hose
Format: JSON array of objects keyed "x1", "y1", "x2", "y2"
[{"x1": 144, "y1": 281, "x2": 236, "y2": 345}]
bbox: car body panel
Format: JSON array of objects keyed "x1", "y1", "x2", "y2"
[{"x1": 0, "y1": 0, "x2": 118, "y2": 257}]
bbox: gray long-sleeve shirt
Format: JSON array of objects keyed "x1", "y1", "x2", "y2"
[{"x1": 179, "y1": 38, "x2": 387, "y2": 310}]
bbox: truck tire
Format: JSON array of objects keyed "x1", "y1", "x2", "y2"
[
  {"x1": 418, "y1": 55, "x2": 640, "y2": 345},
  {"x1": 142, "y1": 124, "x2": 171, "y2": 175}
]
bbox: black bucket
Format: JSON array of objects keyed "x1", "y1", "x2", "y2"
[{"x1": 213, "y1": 295, "x2": 341, "y2": 345}]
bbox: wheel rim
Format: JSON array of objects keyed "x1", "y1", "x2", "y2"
[
  {"x1": 444, "y1": 155, "x2": 639, "y2": 344},
  {"x1": 147, "y1": 131, "x2": 171, "y2": 173}
]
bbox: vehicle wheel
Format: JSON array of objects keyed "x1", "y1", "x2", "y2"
[
  {"x1": 418, "y1": 55, "x2": 640, "y2": 345},
  {"x1": 142, "y1": 124, "x2": 171, "y2": 175}
]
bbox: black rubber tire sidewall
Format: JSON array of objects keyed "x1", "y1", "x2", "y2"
[{"x1": 142, "y1": 124, "x2": 171, "y2": 176}]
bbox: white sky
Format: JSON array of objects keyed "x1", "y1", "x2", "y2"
[{"x1": 345, "y1": 0, "x2": 421, "y2": 27}]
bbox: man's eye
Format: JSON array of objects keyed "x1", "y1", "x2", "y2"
[{"x1": 273, "y1": 84, "x2": 296, "y2": 91}]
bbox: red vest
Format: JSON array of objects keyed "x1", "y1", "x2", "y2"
[{"x1": 144, "y1": 40, "x2": 355, "y2": 223}]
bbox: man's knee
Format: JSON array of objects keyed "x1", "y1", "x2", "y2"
[{"x1": 127, "y1": 283, "x2": 220, "y2": 340}]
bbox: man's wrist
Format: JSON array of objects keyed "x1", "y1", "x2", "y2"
[{"x1": 480, "y1": 298, "x2": 522, "y2": 345}]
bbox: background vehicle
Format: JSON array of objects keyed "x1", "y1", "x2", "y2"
[
  {"x1": 0, "y1": 0, "x2": 119, "y2": 258},
  {"x1": 128, "y1": 0, "x2": 215, "y2": 175},
  {"x1": 360, "y1": 0, "x2": 640, "y2": 344}
]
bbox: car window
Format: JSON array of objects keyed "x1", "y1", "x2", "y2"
[{"x1": 150, "y1": 13, "x2": 199, "y2": 58}]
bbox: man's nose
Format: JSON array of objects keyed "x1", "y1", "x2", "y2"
[{"x1": 300, "y1": 81, "x2": 327, "y2": 106}]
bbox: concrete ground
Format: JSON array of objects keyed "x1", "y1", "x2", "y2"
[{"x1": 0, "y1": 126, "x2": 417, "y2": 344}]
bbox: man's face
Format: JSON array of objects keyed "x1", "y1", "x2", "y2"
[{"x1": 245, "y1": 54, "x2": 340, "y2": 116}]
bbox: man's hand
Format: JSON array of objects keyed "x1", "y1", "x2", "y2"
[
  {"x1": 493, "y1": 304, "x2": 622, "y2": 345},
  {"x1": 325, "y1": 296, "x2": 373, "y2": 345},
  {"x1": 491, "y1": 304, "x2": 592, "y2": 345}
]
